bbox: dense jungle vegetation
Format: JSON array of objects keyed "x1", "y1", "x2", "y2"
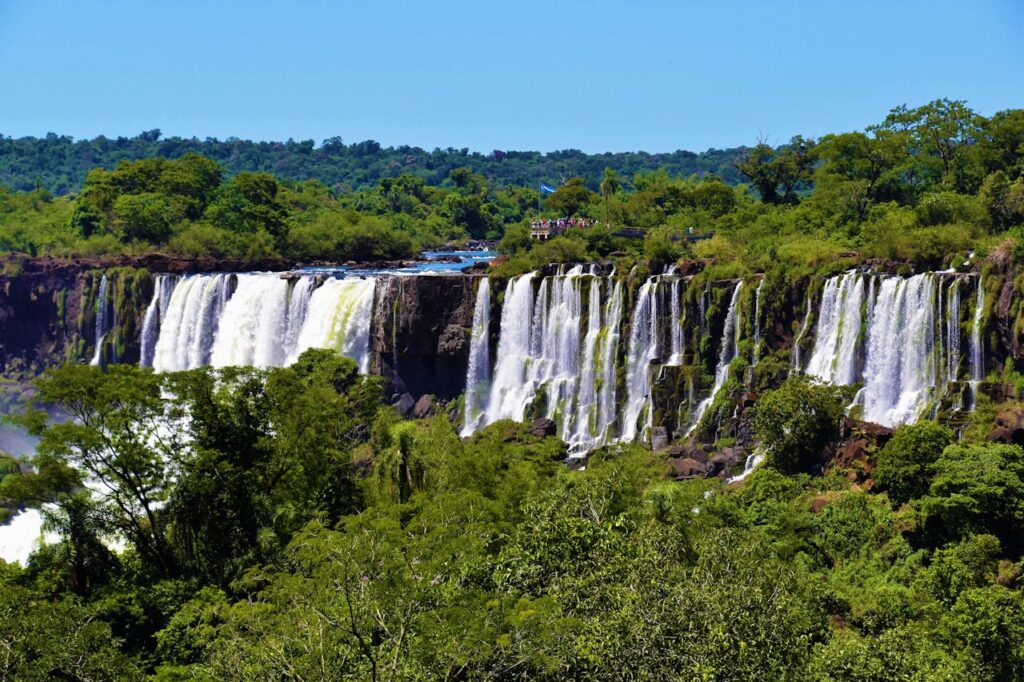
[
  {"x1": 3, "y1": 98, "x2": 1024, "y2": 679},
  {"x1": 2, "y1": 99, "x2": 1023, "y2": 276}
]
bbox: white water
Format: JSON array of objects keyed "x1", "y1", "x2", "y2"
[
  {"x1": 472, "y1": 269, "x2": 626, "y2": 452},
  {"x1": 969, "y1": 277, "x2": 985, "y2": 407},
  {"x1": 89, "y1": 275, "x2": 111, "y2": 366},
  {"x1": 791, "y1": 293, "x2": 814, "y2": 372},
  {"x1": 566, "y1": 277, "x2": 603, "y2": 451},
  {"x1": 0, "y1": 507, "x2": 58, "y2": 565},
  {"x1": 805, "y1": 271, "x2": 865, "y2": 386},
  {"x1": 482, "y1": 273, "x2": 538, "y2": 424},
  {"x1": 620, "y1": 279, "x2": 660, "y2": 443},
  {"x1": 288, "y1": 277, "x2": 377, "y2": 372},
  {"x1": 461, "y1": 278, "x2": 491, "y2": 436},
  {"x1": 666, "y1": 268, "x2": 684, "y2": 366},
  {"x1": 148, "y1": 273, "x2": 377, "y2": 373},
  {"x1": 946, "y1": 279, "x2": 961, "y2": 382},
  {"x1": 688, "y1": 281, "x2": 743, "y2": 436},
  {"x1": 751, "y1": 278, "x2": 765, "y2": 369},
  {"x1": 858, "y1": 274, "x2": 939, "y2": 426}
]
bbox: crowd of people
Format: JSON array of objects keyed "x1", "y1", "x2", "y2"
[{"x1": 529, "y1": 217, "x2": 599, "y2": 236}]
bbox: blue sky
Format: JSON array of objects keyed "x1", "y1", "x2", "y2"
[{"x1": 1, "y1": 0, "x2": 1021, "y2": 153}]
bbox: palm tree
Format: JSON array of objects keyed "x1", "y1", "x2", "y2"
[{"x1": 599, "y1": 167, "x2": 620, "y2": 227}]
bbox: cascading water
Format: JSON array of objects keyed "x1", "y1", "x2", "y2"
[
  {"x1": 140, "y1": 275, "x2": 176, "y2": 368},
  {"x1": 565, "y1": 278, "x2": 603, "y2": 451},
  {"x1": 210, "y1": 275, "x2": 296, "y2": 368},
  {"x1": 945, "y1": 279, "x2": 961, "y2": 383},
  {"x1": 89, "y1": 275, "x2": 111, "y2": 366},
  {"x1": 687, "y1": 281, "x2": 743, "y2": 436},
  {"x1": 482, "y1": 272, "x2": 538, "y2": 424},
  {"x1": 859, "y1": 274, "x2": 938, "y2": 426},
  {"x1": 620, "y1": 279, "x2": 660, "y2": 443},
  {"x1": 153, "y1": 274, "x2": 233, "y2": 372},
  {"x1": 791, "y1": 293, "x2": 813, "y2": 372},
  {"x1": 470, "y1": 268, "x2": 626, "y2": 453},
  {"x1": 148, "y1": 273, "x2": 376, "y2": 373},
  {"x1": 288, "y1": 277, "x2": 377, "y2": 373},
  {"x1": 805, "y1": 271, "x2": 865, "y2": 386},
  {"x1": 596, "y1": 280, "x2": 624, "y2": 443},
  {"x1": 804, "y1": 270, "x2": 980, "y2": 428},
  {"x1": 751, "y1": 278, "x2": 765, "y2": 368},
  {"x1": 461, "y1": 278, "x2": 491, "y2": 436},
  {"x1": 969, "y1": 277, "x2": 985, "y2": 408},
  {"x1": 666, "y1": 267, "x2": 684, "y2": 366}
]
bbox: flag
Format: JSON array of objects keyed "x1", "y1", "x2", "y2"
[{"x1": 540, "y1": 183, "x2": 557, "y2": 194}]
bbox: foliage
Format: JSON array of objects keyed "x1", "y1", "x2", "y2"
[
  {"x1": 753, "y1": 374, "x2": 847, "y2": 474},
  {"x1": 874, "y1": 421, "x2": 954, "y2": 506}
]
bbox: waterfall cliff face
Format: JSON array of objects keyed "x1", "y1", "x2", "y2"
[
  {"x1": 148, "y1": 273, "x2": 377, "y2": 373},
  {"x1": 89, "y1": 275, "x2": 111, "y2": 366},
  {"x1": 462, "y1": 268, "x2": 748, "y2": 452},
  {"x1": 687, "y1": 281, "x2": 743, "y2": 435},
  {"x1": 462, "y1": 278, "x2": 491, "y2": 436},
  {"x1": 801, "y1": 270, "x2": 983, "y2": 428}
]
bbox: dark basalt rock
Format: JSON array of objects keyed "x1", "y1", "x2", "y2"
[
  {"x1": 412, "y1": 394, "x2": 436, "y2": 419},
  {"x1": 392, "y1": 392, "x2": 415, "y2": 417},
  {"x1": 650, "y1": 426, "x2": 669, "y2": 451},
  {"x1": 989, "y1": 409, "x2": 1024, "y2": 446},
  {"x1": 668, "y1": 457, "x2": 708, "y2": 479},
  {"x1": 528, "y1": 418, "x2": 557, "y2": 438}
]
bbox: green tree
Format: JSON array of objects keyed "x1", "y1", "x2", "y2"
[
  {"x1": 753, "y1": 375, "x2": 846, "y2": 474},
  {"x1": 874, "y1": 421, "x2": 953, "y2": 505}
]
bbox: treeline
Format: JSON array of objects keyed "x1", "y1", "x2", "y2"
[
  {"x1": 4, "y1": 357, "x2": 1024, "y2": 678},
  {"x1": 496, "y1": 99, "x2": 1024, "y2": 278},
  {"x1": 3, "y1": 98, "x2": 1023, "y2": 274},
  {"x1": 0, "y1": 129, "x2": 745, "y2": 196},
  {"x1": 0, "y1": 157, "x2": 542, "y2": 261}
]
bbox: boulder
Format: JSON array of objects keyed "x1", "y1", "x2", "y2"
[
  {"x1": 412, "y1": 394, "x2": 436, "y2": 419},
  {"x1": 988, "y1": 409, "x2": 1024, "y2": 445},
  {"x1": 650, "y1": 426, "x2": 669, "y2": 451},
  {"x1": 708, "y1": 450, "x2": 741, "y2": 475},
  {"x1": 392, "y1": 392, "x2": 415, "y2": 417},
  {"x1": 668, "y1": 457, "x2": 709, "y2": 479},
  {"x1": 528, "y1": 418, "x2": 558, "y2": 438},
  {"x1": 437, "y1": 324, "x2": 468, "y2": 356}
]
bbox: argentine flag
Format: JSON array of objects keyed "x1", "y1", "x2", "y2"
[{"x1": 539, "y1": 183, "x2": 557, "y2": 194}]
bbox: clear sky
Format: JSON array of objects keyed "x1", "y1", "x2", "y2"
[{"x1": 1, "y1": 0, "x2": 1021, "y2": 153}]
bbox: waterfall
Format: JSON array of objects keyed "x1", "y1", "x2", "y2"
[
  {"x1": 805, "y1": 271, "x2": 866, "y2": 385},
  {"x1": 89, "y1": 275, "x2": 111, "y2": 366},
  {"x1": 946, "y1": 279, "x2": 961, "y2": 382},
  {"x1": 791, "y1": 293, "x2": 813, "y2": 372},
  {"x1": 566, "y1": 278, "x2": 603, "y2": 452},
  {"x1": 482, "y1": 272, "x2": 537, "y2": 424},
  {"x1": 461, "y1": 278, "x2": 491, "y2": 436},
  {"x1": 468, "y1": 268, "x2": 625, "y2": 452},
  {"x1": 140, "y1": 275, "x2": 176, "y2": 368},
  {"x1": 210, "y1": 275, "x2": 295, "y2": 368},
  {"x1": 752, "y1": 278, "x2": 765, "y2": 368},
  {"x1": 666, "y1": 270, "x2": 684, "y2": 366},
  {"x1": 859, "y1": 274, "x2": 938, "y2": 427},
  {"x1": 596, "y1": 280, "x2": 624, "y2": 444},
  {"x1": 149, "y1": 273, "x2": 376, "y2": 374},
  {"x1": 687, "y1": 281, "x2": 743, "y2": 436},
  {"x1": 620, "y1": 279, "x2": 660, "y2": 443},
  {"x1": 289, "y1": 277, "x2": 377, "y2": 373},
  {"x1": 153, "y1": 274, "x2": 233, "y2": 372},
  {"x1": 969, "y1": 277, "x2": 985, "y2": 407},
  {"x1": 532, "y1": 266, "x2": 585, "y2": 430}
]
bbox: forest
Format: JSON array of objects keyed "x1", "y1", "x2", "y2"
[
  {"x1": 2, "y1": 98, "x2": 1024, "y2": 680},
  {"x1": 0, "y1": 130, "x2": 744, "y2": 196}
]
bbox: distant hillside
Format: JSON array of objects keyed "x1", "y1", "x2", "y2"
[{"x1": 0, "y1": 130, "x2": 746, "y2": 195}]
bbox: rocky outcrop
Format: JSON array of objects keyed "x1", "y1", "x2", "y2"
[{"x1": 371, "y1": 274, "x2": 479, "y2": 401}]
